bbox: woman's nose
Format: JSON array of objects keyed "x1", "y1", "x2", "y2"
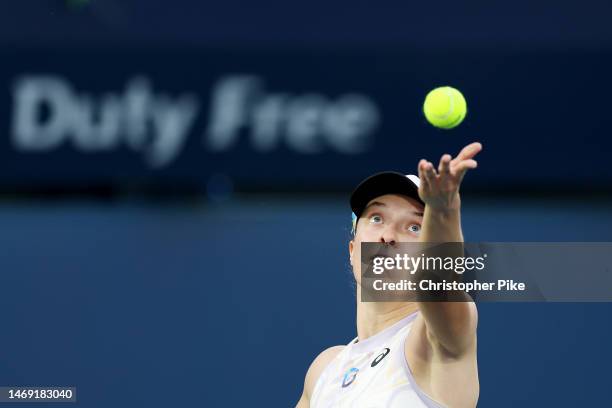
[{"x1": 379, "y1": 228, "x2": 397, "y2": 245}]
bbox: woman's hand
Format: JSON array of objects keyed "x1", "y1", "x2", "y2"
[{"x1": 417, "y1": 142, "x2": 482, "y2": 211}]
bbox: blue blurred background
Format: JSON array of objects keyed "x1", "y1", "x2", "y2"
[{"x1": 1, "y1": 1, "x2": 612, "y2": 407}]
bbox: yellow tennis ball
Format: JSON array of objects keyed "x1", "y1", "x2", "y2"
[{"x1": 423, "y1": 86, "x2": 467, "y2": 129}]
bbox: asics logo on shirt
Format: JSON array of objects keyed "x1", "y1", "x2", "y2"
[{"x1": 371, "y1": 348, "x2": 391, "y2": 367}]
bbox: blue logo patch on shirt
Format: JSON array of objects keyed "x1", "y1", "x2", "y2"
[{"x1": 341, "y1": 367, "x2": 359, "y2": 388}]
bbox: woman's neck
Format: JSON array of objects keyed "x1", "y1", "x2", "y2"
[{"x1": 355, "y1": 296, "x2": 418, "y2": 341}]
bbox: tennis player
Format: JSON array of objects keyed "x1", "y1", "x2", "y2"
[{"x1": 296, "y1": 142, "x2": 482, "y2": 408}]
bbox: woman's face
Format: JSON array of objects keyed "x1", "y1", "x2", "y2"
[{"x1": 349, "y1": 194, "x2": 424, "y2": 285}]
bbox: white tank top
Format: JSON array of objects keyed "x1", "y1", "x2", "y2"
[{"x1": 310, "y1": 312, "x2": 444, "y2": 408}]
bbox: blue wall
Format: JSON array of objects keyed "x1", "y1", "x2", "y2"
[{"x1": 1, "y1": 197, "x2": 611, "y2": 406}]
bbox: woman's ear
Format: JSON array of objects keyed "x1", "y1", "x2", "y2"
[{"x1": 349, "y1": 240, "x2": 354, "y2": 267}]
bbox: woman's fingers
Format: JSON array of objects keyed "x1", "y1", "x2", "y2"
[
  {"x1": 453, "y1": 159, "x2": 478, "y2": 182},
  {"x1": 438, "y1": 154, "x2": 452, "y2": 176},
  {"x1": 424, "y1": 161, "x2": 437, "y2": 184},
  {"x1": 418, "y1": 159, "x2": 429, "y2": 188},
  {"x1": 451, "y1": 142, "x2": 483, "y2": 167}
]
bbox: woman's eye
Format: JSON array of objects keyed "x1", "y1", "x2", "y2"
[
  {"x1": 369, "y1": 215, "x2": 383, "y2": 224},
  {"x1": 407, "y1": 224, "x2": 421, "y2": 234}
]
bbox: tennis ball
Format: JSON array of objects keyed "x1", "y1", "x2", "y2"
[{"x1": 423, "y1": 86, "x2": 467, "y2": 129}]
